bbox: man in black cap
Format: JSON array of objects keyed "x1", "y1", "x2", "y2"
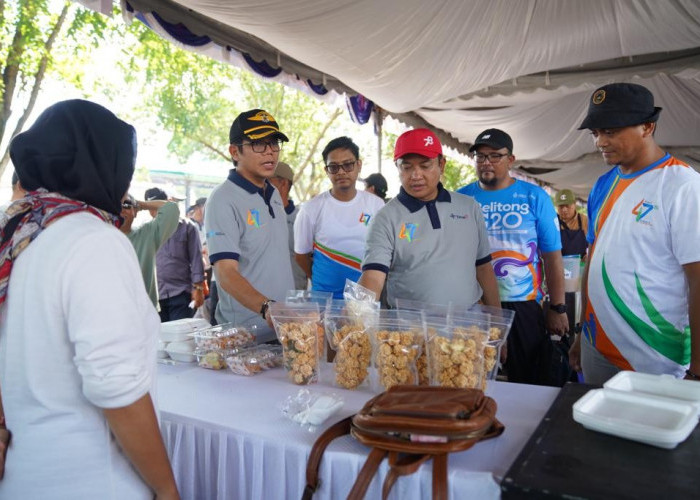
[
  {"x1": 570, "y1": 82, "x2": 700, "y2": 384},
  {"x1": 458, "y1": 128, "x2": 568, "y2": 386},
  {"x1": 204, "y1": 109, "x2": 294, "y2": 341}
]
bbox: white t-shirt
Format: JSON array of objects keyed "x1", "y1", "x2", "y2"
[
  {"x1": 0, "y1": 212, "x2": 159, "y2": 499},
  {"x1": 294, "y1": 190, "x2": 384, "y2": 298}
]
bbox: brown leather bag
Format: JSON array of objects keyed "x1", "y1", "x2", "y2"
[{"x1": 302, "y1": 385, "x2": 504, "y2": 500}]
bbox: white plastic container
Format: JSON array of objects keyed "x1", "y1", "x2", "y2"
[
  {"x1": 604, "y1": 371, "x2": 700, "y2": 414},
  {"x1": 165, "y1": 339, "x2": 197, "y2": 363},
  {"x1": 160, "y1": 318, "x2": 211, "y2": 342},
  {"x1": 573, "y1": 388, "x2": 699, "y2": 449}
]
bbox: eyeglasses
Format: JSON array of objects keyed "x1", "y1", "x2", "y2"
[
  {"x1": 122, "y1": 200, "x2": 135, "y2": 209},
  {"x1": 240, "y1": 139, "x2": 283, "y2": 153},
  {"x1": 473, "y1": 153, "x2": 509, "y2": 164},
  {"x1": 325, "y1": 161, "x2": 357, "y2": 174}
]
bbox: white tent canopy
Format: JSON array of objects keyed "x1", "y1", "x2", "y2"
[{"x1": 120, "y1": 0, "x2": 700, "y2": 196}]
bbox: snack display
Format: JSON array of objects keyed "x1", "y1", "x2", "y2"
[
  {"x1": 226, "y1": 346, "x2": 283, "y2": 376},
  {"x1": 331, "y1": 323, "x2": 372, "y2": 389},
  {"x1": 270, "y1": 302, "x2": 322, "y2": 385},
  {"x1": 370, "y1": 310, "x2": 425, "y2": 391},
  {"x1": 191, "y1": 323, "x2": 256, "y2": 350},
  {"x1": 456, "y1": 305, "x2": 515, "y2": 381}
]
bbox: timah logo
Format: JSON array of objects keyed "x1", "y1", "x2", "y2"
[
  {"x1": 359, "y1": 213, "x2": 371, "y2": 226},
  {"x1": 247, "y1": 209, "x2": 261, "y2": 227},
  {"x1": 399, "y1": 223, "x2": 417, "y2": 242},
  {"x1": 631, "y1": 199, "x2": 654, "y2": 223}
]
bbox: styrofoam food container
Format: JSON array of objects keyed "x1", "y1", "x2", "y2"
[
  {"x1": 573, "y1": 388, "x2": 698, "y2": 449},
  {"x1": 604, "y1": 371, "x2": 700, "y2": 413},
  {"x1": 160, "y1": 318, "x2": 211, "y2": 342},
  {"x1": 157, "y1": 340, "x2": 170, "y2": 359},
  {"x1": 165, "y1": 339, "x2": 197, "y2": 363}
]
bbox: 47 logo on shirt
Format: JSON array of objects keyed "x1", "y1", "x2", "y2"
[
  {"x1": 399, "y1": 223, "x2": 418, "y2": 242},
  {"x1": 631, "y1": 199, "x2": 655, "y2": 224},
  {"x1": 247, "y1": 209, "x2": 261, "y2": 227},
  {"x1": 359, "y1": 213, "x2": 371, "y2": 226}
]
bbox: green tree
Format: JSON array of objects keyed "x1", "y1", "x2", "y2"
[
  {"x1": 0, "y1": 0, "x2": 108, "y2": 176},
  {"x1": 442, "y1": 158, "x2": 477, "y2": 191}
]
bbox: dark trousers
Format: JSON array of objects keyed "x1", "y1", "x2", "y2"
[
  {"x1": 209, "y1": 281, "x2": 219, "y2": 326},
  {"x1": 501, "y1": 300, "x2": 551, "y2": 385},
  {"x1": 159, "y1": 291, "x2": 194, "y2": 322}
]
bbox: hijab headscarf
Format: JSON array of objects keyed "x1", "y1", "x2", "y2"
[{"x1": 0, "y1": 99, "x2": 137, "y2": 305}]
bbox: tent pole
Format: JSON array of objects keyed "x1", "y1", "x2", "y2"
[{"x1": 376, "y1": 107, "x2": 383, "y2": 174}]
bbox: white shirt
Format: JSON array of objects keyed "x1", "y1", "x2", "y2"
[{"x1": 0, "y1": 212, "x2": 159, "y2": 499}]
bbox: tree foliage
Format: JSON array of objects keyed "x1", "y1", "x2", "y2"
[{"x1": 0, "y1": 0, "x2": 108, "y2": 177}]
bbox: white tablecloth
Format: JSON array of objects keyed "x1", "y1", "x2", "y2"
[{"x1": 157, "y1": 363, "x2": 558, "y2": 500}]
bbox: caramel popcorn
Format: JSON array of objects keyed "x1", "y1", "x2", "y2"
[
  {"x1": 428, "y1": 327, "x2": 485, "y2": 389},
  {"x1": 332, "y1": 324, "x2": 371, "y2": 389},
  {"x1": 375, "y1": 329, "x2": 421, "y2": 390},
  {"x1": 277, "y1": 320, "x2": 319, "y2": 385}
]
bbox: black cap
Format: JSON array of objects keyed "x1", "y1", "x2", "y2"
[
  {"x1": 364, "y1": 173, "x2": 388, "y2": 198},
  {"x1": 144, "y1": 187, "x2": 167, "y2": 201},
  {"x1": 469, "y1": 129, "x2": 513, "y2": 153},
  {"x1": 229, "y1": 109, "x2": 289, "y2": 144},
  {"x1": 578, "y1": 83, "x2": 661, "y2": 130}
]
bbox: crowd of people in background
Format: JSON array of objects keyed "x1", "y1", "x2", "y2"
[{"x1": 0, "y1": 81, "x2": 698, "y2": 496}]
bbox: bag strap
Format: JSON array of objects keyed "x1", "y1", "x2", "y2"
[
  {"x1": 432, "y1": 453, "x2": 448, "y2": 500},
  {"x1": 347, "y1": 447, "x2": 388, "y2": 500},
  {"x1": 383, "y1": 452, "x2": 432, "y2": 499},
  {"x1": 302, "y1": 416, "x2": 352, "y2": 500}
]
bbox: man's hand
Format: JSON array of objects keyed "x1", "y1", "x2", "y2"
[
  {"x1": 0, "y1": 427, "x2": 10, "y2": 480},
  {"x1": 546, "y1": 308, "x2": 569, "y2": 336},
  {"x1": 569, "y1": 333, "x2": 582, "y2": 372},
  {"x1": 191, "y1": 288, "x2": 205, "y2": 308}
]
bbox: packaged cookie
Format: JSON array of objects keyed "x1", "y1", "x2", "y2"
[
  {"x1": 325, "y1": 301, "x2": 376, "y2": 390},
  {"x1": 190, "y1": 322, "x2": 257, "y2": 350},
  {"x1": 370, "y1": 310, "x2": 426, "y2": 392},
  {"x1": 225, "y1": 345, "x2": 283, "y2": 376},
  {"x1": 285, "y1": 290, "x2": 333, "y2": 360},
  {"x1": 452, "y1": 305, "x2": 515, "y2": 382},
  {"x1": 194, "y1": 348, "x2": 238, "y2": 370},
  {"x1": 270, "y1": 302, "x2": 321, "y2": 385},
  {"x1": 426, "y1": 316, "x2": 488, "y2": 390}
]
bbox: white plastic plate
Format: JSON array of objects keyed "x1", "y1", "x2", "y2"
[
  {"x1": 604, "y1": 371, "x2": 700, "y2": 414},
  {"x1": 573, "y1": 389, "x2": 698, "y2": 449}
]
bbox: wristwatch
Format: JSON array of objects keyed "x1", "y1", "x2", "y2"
[
  {"x1": 260, "y1": 298, "x2": 276, "y2": 319},
  {"x1": 550, "y1": 303, "x2": 567, "y2": 314}
]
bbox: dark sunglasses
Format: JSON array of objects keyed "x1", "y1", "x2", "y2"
[{"x1": 325, "y1": 160, "x2": 357, "y2": 174}]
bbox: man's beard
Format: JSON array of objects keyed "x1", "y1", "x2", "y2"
[{"x1": 479, "y1": 174, "x2": 498, "y2": 187}]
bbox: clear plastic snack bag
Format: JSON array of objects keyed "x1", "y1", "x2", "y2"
[
  {"x1": 325, "y1": 301, "x2": 374, "y2": 390},
  {"x1": 343, "y1": 279, "x2": 380, "y2": 320},
  {"x1": 270, "y1": 302, "x2": 322, "y2": 385},
  {"x1": 371, "y1": 309, "x2": 426, "y2": 391},
  {"x1": 280, "y1": 389, "x2": 344, "y2": 429},
  {"x1": 427, "y1": 315, "x2": 488, "y2": 390}
]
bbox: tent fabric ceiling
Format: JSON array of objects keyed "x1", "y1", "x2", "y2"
[{"x1": 122, "y1": 0, "x2": 700, "y2": 195}]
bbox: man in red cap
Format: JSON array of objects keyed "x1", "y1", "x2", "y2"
[
  {"x1": 570, "y1": 83, "x2": 700, "y2": 384},
  {"x1": 358, "y1": 128, "x2": 500, "y2": 309}
]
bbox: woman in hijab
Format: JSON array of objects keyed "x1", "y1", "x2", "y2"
[{"x1": 0, "y1": 100, "x2": 179, "y2": 499}]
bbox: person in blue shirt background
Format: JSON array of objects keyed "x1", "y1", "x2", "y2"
[{"x1": 458, "y1": 128, "x2": 568, "y2": 385}]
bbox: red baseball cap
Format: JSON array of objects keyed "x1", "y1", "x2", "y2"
[{"x1": 393, "y1": 128, "x2": 443, "y2": 160}]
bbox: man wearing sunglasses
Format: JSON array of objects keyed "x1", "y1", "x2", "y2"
[
  {"x1": 294, "y1": 137, "x2": 384, "y2": 298},
  {"x1": 458, "y1": 129, "x2": 567, "y2": 385},
  {"x1": 205, "y1": 109, "x2": 294, "y2": 342},
  {"x1": 359, "y1": 128, "x2": 500, "y2": 309}
]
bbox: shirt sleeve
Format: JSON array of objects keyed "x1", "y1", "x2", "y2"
[
  {"x1": 206, "y1": 189, "x2": 242, "y2": 264},
  {"x1": 187, "y1": 222, "x2": 205, "y2": 283},
  {"x1": 64, "y1": 228, "x2": 158, "y2": 409},
  {"x1": 150, "y1": 202, "x2": 180, "y2": 250},
  {"x1": 362, "y1": 206, "x2": 394, "y2": 273},
  {"x1": 534, "y1": 187, "x2": 562, "y2": 253},
  {"x1": 667, "y1": 170, "x2": 700, "y2": 265},
  {"x1": 473, "y1": 201, "x2": 492, "y2": 262},
  {"x1": 293, "y1": 200, "x2": 316, "y2": 254}
]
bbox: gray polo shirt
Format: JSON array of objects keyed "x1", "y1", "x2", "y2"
[
  {"x1": 206, "y1": 169, "x2": 293, "y2": 342},
  {"x1": 362, "y1": 184, "x2": 491, "y2": 308}
]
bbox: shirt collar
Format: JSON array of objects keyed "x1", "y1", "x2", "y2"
[
  {"x1": 228, "y1": 169, "x2": 275, "y2": 200},
  {"x1": 285, "y1": 198, "x2": 296, "y2": 215},
  {"x1": 396, "y1": 183, "x2": 451, "y2": 213}
]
